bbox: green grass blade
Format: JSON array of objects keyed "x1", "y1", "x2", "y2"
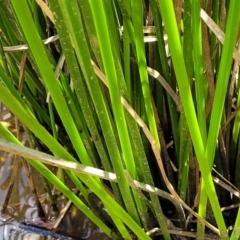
[
  {"x1": 49, "y1": 0, "x2": 141, "y2": 220},
  {"x1": 192, "y1": 0, "x2": 207, "y2": 142},
  {"x1": 192, "y1": 1, "x2": 208, "y2": 238},
  {"x1": 200, "y1": 2, "x2": 240, "y2": 238},
  {"x1": 130, "y1": 0, "x2": 160, "y2": 147},
  {"x1": 206, "y1": 0, "x2": 240, "y2": 170},
  {"x1": 9, "y1": 0, "x2": 94, "y2": 168},
  {"x1": 88, "y1": 0, "x2": 142, "y2": 225},
  {"x1": 157, "y1": 1, "x2": 228, "y2": 238}
]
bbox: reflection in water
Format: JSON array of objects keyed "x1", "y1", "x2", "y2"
[
  {"x1": 57, "y1": 204, "x2": 110, "y2": 240},
  {"x1": 0, "y1": 136, "x2": 110, "y2": 240},
  {"x1": 0, "y1": 202, "x2": 110, "y2": 239},
  {"x1": 0, "y1": 206, "x2": 15, "y2": 222},
  {"x1": 6, "y1": 226, "x2": 45, "y2": 240}
]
